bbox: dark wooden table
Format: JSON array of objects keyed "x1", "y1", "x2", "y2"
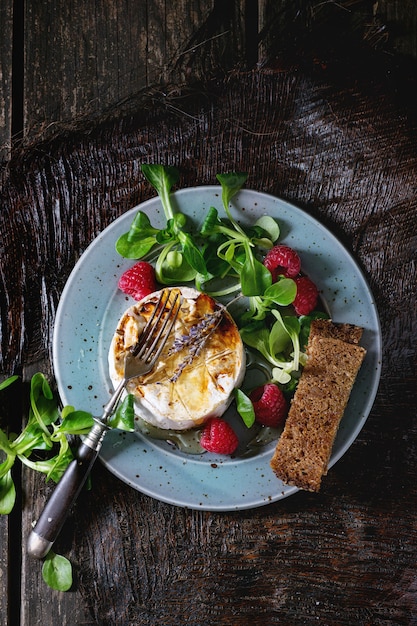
[{"x1": 1, "y1": 31, "x2": 417, "y2": 626}]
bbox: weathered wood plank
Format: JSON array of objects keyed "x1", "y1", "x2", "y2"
[
  {"x1": 257, "y1": 0, "x2": 417, "y2": 62},
  {"x1": 23, "y1": 1, "x2": 247, "y2": 144},
  {"x1": 21, "y1": 467, "x2": 95, "y2": 625},
  {"x1": 18, "y1": 361, "x2": 94, "y2": 626},
  {"x1": 8, "y1": 0, "x2": 417, "y2": 155},
  {"x1": 376, "y1": 0, "x2": 417, "y2": 58},
  {"x1": 0, "y1": 374, "x2": 20, "y2": 626},
  {"x1": 4, "y1": 1, "x2": 417, "y2": 163},
  {"x1": 24, "y1": 0, "x2": 151, "y2": 137},
  {"x1": 0, "y1": 438, "x2": 11, "y2": 624},
  {"x1": 0, "y1": 0, "x2": 13, "y2": 162}
]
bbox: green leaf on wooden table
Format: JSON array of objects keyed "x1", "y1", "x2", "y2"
[
  {"x1": 30, "y1": 372, "x2": 59, "y2": 432},
  {"x1": 42, "y1": 551, "x2": 73, "y2": 592},
  {"x1": 0, "y1": 469, "x2": 16, "y2": 515},
  {"x1": 56, "y1": 407, "x2": 95, "y2": 434},
  {"x1": 0, "y1": 375, "x2": 19, "y2": 391}
]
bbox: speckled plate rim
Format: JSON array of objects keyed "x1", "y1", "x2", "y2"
[{"x1": 52, "y1": 186, "x2": 382, "y2": 511}]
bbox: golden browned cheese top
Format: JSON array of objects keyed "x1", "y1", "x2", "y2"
[{"x1": 109, "y1": 287, "x2": 245, "y2": 430}]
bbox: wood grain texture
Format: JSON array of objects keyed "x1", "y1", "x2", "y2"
[
  {"x1": 258, "y1": 0, "x2": 417, "y2": 63},
  {"x1": 2, "y1": 0, "x2": 417, "y2": 160},
  {"x1": 377, "y1": 0, "x2": 417, "y2": 58},
  {"x1": 0, "y1": 377, "x2": 29, "y2": 626},
  {"x1": 2, "y1": 37, "x2": 416, "y2": 623},
  {"x1": 22, "y1": 0, "x2": 247, "y2": 143},
  {"x1": 0, "y1": 0, "x2": 13, "y2": 162},
  {"x1": 0, "y1": 442, "x2": 11, "y2": 625},
  {"x1": 21, "y1": 452, "x2": 93, "y2": 625}
]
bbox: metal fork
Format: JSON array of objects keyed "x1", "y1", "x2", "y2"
[{"x1": 27, "y1": 289, "x2": 181, "y2": 559}]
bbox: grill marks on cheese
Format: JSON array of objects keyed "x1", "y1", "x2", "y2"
[{"x1": 110, "y1": 288, "x2": 245, "y2": 430}]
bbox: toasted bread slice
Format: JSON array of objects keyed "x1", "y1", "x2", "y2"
[
  {"x1": 270, "y1": 321, "x2": 366, "y2": 492},
  {"x1": 309, "y1": 318, "x2": 363, "y2": 345}
]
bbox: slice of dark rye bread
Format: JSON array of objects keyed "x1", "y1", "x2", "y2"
[{"x1": 270, "y1": 319, "x2": 367, "y2": 492}]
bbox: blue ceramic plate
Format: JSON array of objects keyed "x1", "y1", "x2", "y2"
[{"x1": 53, "y1": 187, "x2": 382, "y2": 510}]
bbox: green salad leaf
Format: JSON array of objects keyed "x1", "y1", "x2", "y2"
[
  {"x1": 199, "y1": 184, "x2": 277, "y2": 297},
  {"x1": 115, "y1": 211, "x2": 159, "y2": 259},
  {"x1": 116, "y1": 164, "x2": 208, "y2": 283},
  {"x1": 234, "y1": 388, "x2": 255, "y2": 428},
  {"x1": 0, "y1": 469, "x2": 16, "y2": 515},
  {"x1": 42, "y1": 551, "x2": 73, "y2": 592},
  {"x1": 0, "y1": 372, "x2": 137, "y2": 591},
  {"x1": 108, "y1": 394, "x2": 135, "y2": 431},
  {"x1": 0, "y1": 375, "x2": 19, "y2": 391}
]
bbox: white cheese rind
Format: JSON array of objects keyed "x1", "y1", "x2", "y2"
[{"x1": 109, "y1": 287, "x2": 246, "y2": 430}]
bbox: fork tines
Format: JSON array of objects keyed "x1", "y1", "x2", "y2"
[{"x1": 130, "y1": 289, "x2": 181, "y2": 361}]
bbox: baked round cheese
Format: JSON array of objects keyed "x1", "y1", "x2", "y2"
[{"x1": 109, "y1": 286, "x2": 246, "y2": 430}]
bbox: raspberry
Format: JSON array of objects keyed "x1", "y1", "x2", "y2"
[
  {"x1": 199, "y1": 418, "x2": 239, "y2": 455},
  {"x1": 249, "y1": 383, "x2": 288, "y2": 428},
  {"x1": 118, "y1": 261, "x2": 157, "y2": 301},
  {"x1": 263, "y1": 244, "x2": 301, "y2": 282},
  {"x1": 293, "y1": 275, "x2": 319, "y2": 316}
]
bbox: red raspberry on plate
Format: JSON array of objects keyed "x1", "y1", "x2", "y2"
[
  {"x1": 249, "y1": 383, "x2": 288, "y2": 428},
  {"x1": 118, "y1": 261, "x2": 157, "y2": 301},
  {"x1": 263, "y1": 244, "x2": 301, "y2": 281},
  {"x1": 293, "y1": 275, "x2": 319, "y2": 316},
  {"x1": 200, "y1": 418, "x2": 239, "y2": 455}
]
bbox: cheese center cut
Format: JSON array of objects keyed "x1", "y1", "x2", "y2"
[{"x1": 109, "y1": 286, "x2": 246, "y2": 430}]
